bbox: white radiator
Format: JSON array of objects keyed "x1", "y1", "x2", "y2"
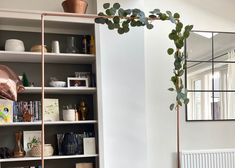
[{"x1": 181, "y1": 149, "x2": 235, "y2": 168}]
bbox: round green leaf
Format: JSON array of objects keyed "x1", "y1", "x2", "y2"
[
  {"x1": 108, "y1": 23, "x2": 115, "y2": 30},
  {"x1": 146, "y1": 24, "x2": 154, "y2": 29},
  {"x1": 106, "y1": 9, "x2": 111, "y2": 16},
  {"x1": 170, "y1": 103, "x2": 175, "y2": 110},
  {"x1": 174, "y1": 13, "x2": 180, "y2": 19},
  {"x1": 113, "y1": 3, "x2": 121, "y2": 10},
  {"x1": 167, "y1": 48, "x2": 174, "y2": 55},
  {"x1": 113, "y1": 16, "x2": 120, "y2": 24},
  {"x1": 118, "y1": 28, "x2": 125, "y2": 34},
  {"x1": 103, "y1": 3, "x2": 110, "y2": 9}
]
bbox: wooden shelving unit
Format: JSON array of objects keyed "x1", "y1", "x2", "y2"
[{"x1": 0, "y1": 8, "x2": 101, "y2": 168}]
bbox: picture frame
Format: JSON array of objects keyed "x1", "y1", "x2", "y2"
[
  {"x1": 67, "y1": 77, "x2": 88, "y2": 88},
  {"x1": 44, "y1": 99, "x2": 59, "y2": 121},
  {"x1": 23, "y1": 131, "x2": 41, "y2": 156}
]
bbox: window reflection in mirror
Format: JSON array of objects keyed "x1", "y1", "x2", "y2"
[{"x1": 186, "y1": 31, "x2": 235, "y2": 121}]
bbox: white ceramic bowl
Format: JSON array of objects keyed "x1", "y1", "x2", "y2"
[
  {"x1": 49, "y1": 81, "x2": 66, "y2": 87},
  {"x1": 5, "y1": 39, "x2": 25, "y2": 52}
]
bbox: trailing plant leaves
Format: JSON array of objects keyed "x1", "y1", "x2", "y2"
[
  {"x1": 167, "y1": 48, "x2": 174, "y2": 55},
  {"x1": 113, "y1": 3, "x2": 121, "y2": 9},
  {"x1": 103, "y1": 3, "x2": 110, "y2": 9},
  {"x1": 95, "y1": 3, "x2": 193, "y2": 108},
  {"x1": 113, "y1": 16, "x2": 120, "y2": 24},
  {"x1": 147, "y1": 24, "x2": 154, "y2": 29},
  {"x1": 170, "y1": 103, "x2": 175, "y2": 111},
  {"x1": 174, "y1": 13, "x2": 180, "y2": 19}
]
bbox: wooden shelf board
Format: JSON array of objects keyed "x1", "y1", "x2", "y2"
[
  {"x1": 0, "y1": 154, "x2": 98, "y2": 162},
  {"x1": 21, "y1": 87, "x2": 97, "y2": 94},
  {"x1": 0, "y1": 120, "x2": 97, "y2": 127},
  {"x1": 0, "y1": 51, "x2": 95, "y2": 64}
]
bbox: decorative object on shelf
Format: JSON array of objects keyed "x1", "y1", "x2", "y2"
[
  {"x1": 30, "y1": 144, "x2": 54, "y2": 157},
  {"x1": 23, "y1": 131, "x2": 41, "y2": 156},
  {"x1": 67, "y1": 77, "x2": 88, "y2": 87},
  {"x1": 51, "y1": 40, "x2": 60, "y2": 53},
  {"x1": 76, "y1": 163, "x2": 93, "y2": 168},
  {"x1": 61, "y1": 132, "x2": 79, "y2": 155},
  {"x1": 66, "y1": 36, "x2": 79, "y2": 53},
  {"x1": 0, "y1": 99, "x2": 13, "y2": 123},
  {"x1": 44, "y1": 99, "x2": 59, "y2": 121},
  {"x1": 49, "y1": 77, "x2": 66, "y2": 87},
  {"x1": 0, "y1": 147, "x2": 11, "y2": 159},
  {"x1": 13, "y1": 131, "x2": 25, "y2": 158},
  {"x1": 22, "y1": 72, "x2": 30, "y2": 87},
  {"x1": 78, "y1": 100, "x2": 88, "y2": 120},
  {"x1": 62, "y1": 0, "x2": 88, "y2": 14},
  {"x1": 0, "y1": 65, "x2": 24, "y2": 101},
  {"x1": 90, "y1": 74, "x2": 96, "y2": 87},
  {"x1": 30, "y1": 45, "x2": 47, "y2": 53},
  {"x1": 75, "y1": 105, "x2": 79, "y2": 121},
  {"x1": 89, "y1": 35, "x2": 95, "y2": 55},
  {"x1": 5, "y1": 39, "x2": 25, "y2": 52},
  {"x1": 83, "y1": 137, "x2": 95, "y2": 155},
  {"x1": 63, "y1": 105, "x2": 76, "y2": 121},
  {"x1": 22, "y1": 108, "x2": 33, "y2": 122},
  {"x1": 82, "y1": 35, "x2": 88, "y2": 54}
]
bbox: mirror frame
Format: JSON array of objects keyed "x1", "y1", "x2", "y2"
[{"x1": 185, "y1": 30, "x2": 235, "y2": 121}]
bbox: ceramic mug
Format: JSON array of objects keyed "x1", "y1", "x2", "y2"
[
  {"x1": 63, "y1": 109, "x2": 76, "y2": 121},
  {"x1": 5, "y1": 39, "x2": 25, "y2": 52}
]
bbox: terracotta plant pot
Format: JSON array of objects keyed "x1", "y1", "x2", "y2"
[{"x1": 62, "y1": 0, "x2": 88, "y2": 14}]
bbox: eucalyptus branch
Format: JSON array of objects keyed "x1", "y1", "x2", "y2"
[{"x1": 95, "y1": 2, "x2": 193, "y2": 111}]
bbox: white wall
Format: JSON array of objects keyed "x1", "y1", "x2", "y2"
[
  {"x1": 0, "y1": 1, "x2": 147, "y2": 168},
  {"x1": 96, "y1": 1, "x2": 147, "y2": 168},
  {"x1": 145, "y1": 1, "x2": 235, "y2": 168}
]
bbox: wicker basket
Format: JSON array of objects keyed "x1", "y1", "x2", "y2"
[{"x1": 30, "y1": 144, "x2": 54, "y2": 157}]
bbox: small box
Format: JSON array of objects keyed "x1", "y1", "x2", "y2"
[
  {"x1": 83, "y1": 137, "x2": 96, "y2": 154},
  {"x1": 76, "y1": 163, "x2": 93, "y2": 168}
]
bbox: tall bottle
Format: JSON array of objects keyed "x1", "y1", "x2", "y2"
[
  {"x1": 89, "y1": 35, "x2": 96, "y2": 55},
  {"x1": 82, "y1": 35, "x2": 88, "y2": 54},
  {"x1": 66, "y1": 36, "x2": 79, "y2": 53}
]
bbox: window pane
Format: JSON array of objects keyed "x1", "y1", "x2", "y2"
[
  {"x1": 187, "y1": 62, "x2": 212, "y2": 90},
  {"x1": 187, "y1": 92, "x2": 213, "y2": 120},
  {"x1": 186, "y1": 32, "x2": 212, "y2": 61}
]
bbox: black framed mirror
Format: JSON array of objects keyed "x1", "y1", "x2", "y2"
[{"x1": 186, "y1": 30, "x2": 235, "y2": 121}]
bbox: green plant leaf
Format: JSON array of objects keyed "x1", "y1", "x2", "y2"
[
  {"x1": 173, "y1": 13, "x2": 180, "y2": 19},
  {"x1": 167, "y1": 48, "x2": 174, "y2": 55},
  {"x1": 118, "y1": 28, "x2": 125, "y2": 34},
  {"x1": 150, "y1": 9, "x2": 160, "y2": 15},
  {"x1": 170, "y1": 103, "x2": 175, "y2": 110},
  {"x1": 176, "y1": 22, "x2": 183, "y2": 32},
  {"x1": 168, "y1": 88, "x2": 174, "y2": 91},
  {"x1": 95, "y1": 18, "x2": 106, "y2": 24},
  {"x1": 113, "y1": 16, "x2": 120, "y2": 24},
  {"x1": 118, "y1": 8, "x2": 124, "y2": 16},
  {"x1": 103, "y1": 3, "x2": 110, "y2": 9},
  {"x1": 98, "y1": 12, "x2": 105, "y2": 16},
  {"x1": 113, "y1": 3, "x2": 121, "y2": 9},
  {"x1": 184, "y1": 98, "x2": 189, "y2": 104},
  {"x1": 147, "y1": 24, "x2": 154, "y2": 29},
  {"x1": 178, "y1": 70, "x2": 184, "y2": 76}
]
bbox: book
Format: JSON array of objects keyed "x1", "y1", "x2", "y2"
[
  {"x1": 44, "y1": 99, "x2": 59, "y2": 121},
  {"x1": 0, "y1": 99, "x2": 13, "y2": 123}
]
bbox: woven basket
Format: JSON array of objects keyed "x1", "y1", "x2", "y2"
[{"x1": 30, "y1": 144, "x2": 54, "y2": 157}]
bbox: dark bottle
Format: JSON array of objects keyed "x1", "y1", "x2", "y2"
[{"x1": 82, "y1": 35, "x2": 88, "y2": 54}]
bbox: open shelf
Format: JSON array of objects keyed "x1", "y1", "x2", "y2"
[
  {"x1": 21, "y1": 87, "x2": 97, "y2": 94},
  {"x1": 0, "y1": 154, "x2": 98, "y2": 163},
  {"x1": 0, "y1": 51, "x2": 95, "y2": 64},
  {"x1": 0, "y1": 120, "x2": 98, "y2": 127},
  {"x1": 0, "y1": 9, "x2": 95, "y2": 34}
]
